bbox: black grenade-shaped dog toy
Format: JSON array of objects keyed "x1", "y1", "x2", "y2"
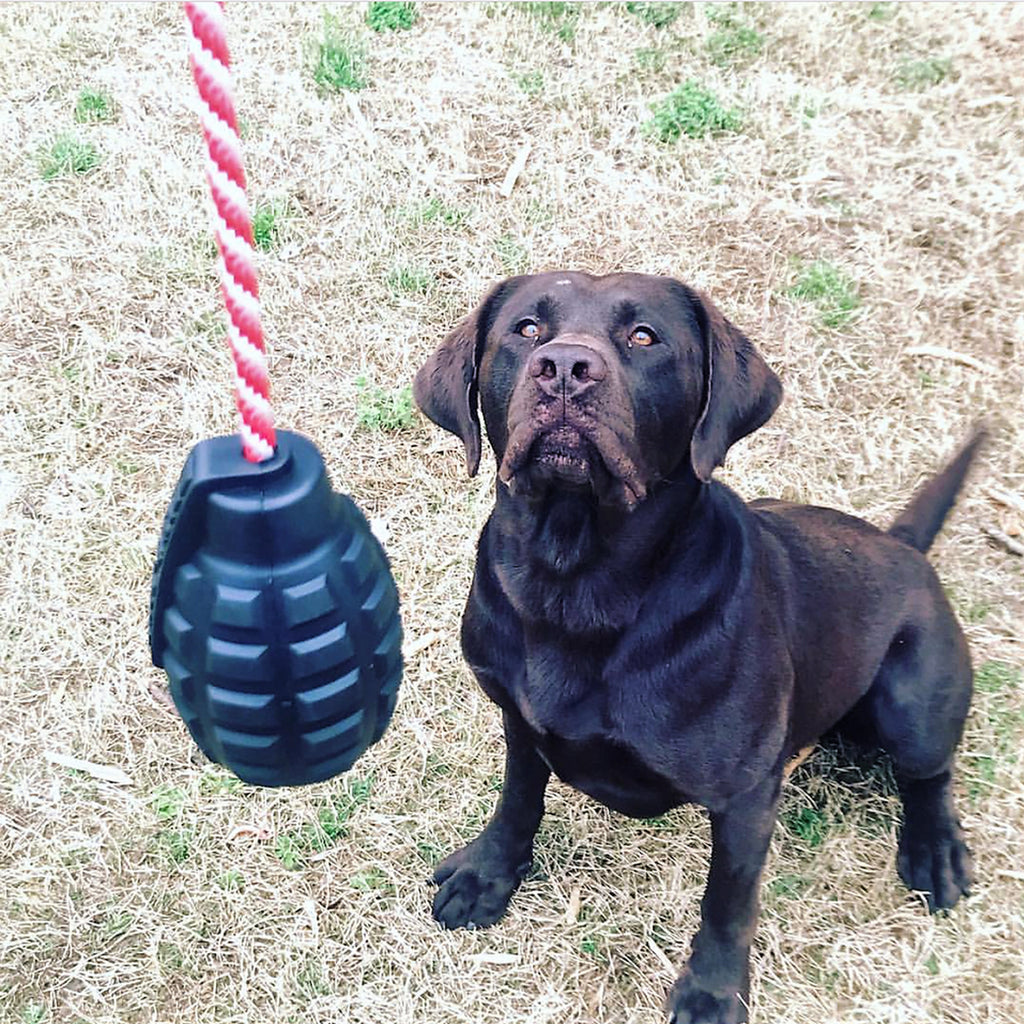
[
  {"x1": 148, "y1": 5, "x2": 402, "y2": 786},
  {"x1": 149, "y1": 432, "x2": 402, "y2": 786}
]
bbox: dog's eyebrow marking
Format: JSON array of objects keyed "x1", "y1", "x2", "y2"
[
  {"x1": 539, "y1": 296, "x2": 557, "y2": 315},
  {"x1": 611, "y1": 300, "x2": 639, "y2": 328}
]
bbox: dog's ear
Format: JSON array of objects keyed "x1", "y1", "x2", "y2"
[
  {"x1": 689, "y1": 291, "x2": 783, "y2": 483},
  {"x1": 413, "y1": 308, "x2": 483, "y2": 476},
  {"x1": 414, "y1": 282, "x2": 510, "y2": 477}
]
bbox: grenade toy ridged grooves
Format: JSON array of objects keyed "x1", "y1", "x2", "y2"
[{"x1": 150, "y1": 431, "x2": 403, "y2": 786}]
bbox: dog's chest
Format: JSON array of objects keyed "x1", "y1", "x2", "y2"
[
  {"x1": 514, "y1": 636, "x2": 684, "y2": 818},
  {"x1": 515, "y1": 640, "x2": 605, "y2": 736}
]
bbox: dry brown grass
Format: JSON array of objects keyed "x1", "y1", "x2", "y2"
[{"x1": 1, "y1": 3, "x2": 1022, "y2": 1023}]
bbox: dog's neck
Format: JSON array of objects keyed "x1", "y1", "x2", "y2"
[{"x1": 490, "y1": 470, "x2": 745, "y2": 636}]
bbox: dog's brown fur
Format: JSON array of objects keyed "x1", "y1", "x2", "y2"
[{"x1": 415, "y1": 272, "x2": 981, "y2": 1023}]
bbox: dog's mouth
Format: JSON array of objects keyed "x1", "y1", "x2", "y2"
[
  {"x1": 499, "y1": 417, "x2": 648, "y2": 508},
  {"x1": 530, "y1": 425, "x2": 595, "y2": 486}
]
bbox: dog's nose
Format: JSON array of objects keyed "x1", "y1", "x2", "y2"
[{"x1": 528, "y1": 342, "x2": 607, "y2": 399}]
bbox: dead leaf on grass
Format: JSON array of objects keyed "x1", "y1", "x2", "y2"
[{"x1": 227, "y1": 823, "x2": 272, "y2": 843}]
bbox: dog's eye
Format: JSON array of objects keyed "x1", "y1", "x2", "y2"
[
  {"x1": 629, "y1": 326, "x2": 658, "y2": 347},
  {"x1": 517, "y1": 320, "x2": 541, "y2": 339}
]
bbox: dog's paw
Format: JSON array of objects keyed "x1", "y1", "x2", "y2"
[
  {"x1": 666, "y1": 972, "x2": 747, "y2": 1024},
  {"x1": 431, "y1": 841, "x2": 530, "y2": 930},
  {"x1": 897, "y1": 817, "x2": 973, "y2": 912}
]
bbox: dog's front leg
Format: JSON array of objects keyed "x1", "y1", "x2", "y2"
[
  {"x1": 432, "y1": 707, "x2": 550, "y2": 930},
  {"x1": 667, "y1": 773, "x2": 782, "y2": 1024}
]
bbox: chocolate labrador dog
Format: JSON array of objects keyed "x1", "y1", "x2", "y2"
[{"x1": 413, "y1": 271, "x2": 980, "y2": 1023}]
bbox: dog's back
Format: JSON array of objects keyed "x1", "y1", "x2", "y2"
[{"x1": 747, "y1": 430, "x2": 984, "y2": 753}]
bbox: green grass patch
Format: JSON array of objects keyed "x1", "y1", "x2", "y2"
[
  {"x1": 355, "y1": 378, "x2": 416, "y2": 431},
  {"x1": 525, "y1": 198, "x2": 555, "y2": 225},
  {"x1": 251, "y1": 197, "x2": 294, "y2": 252},
  {"x1": 495, "y1": 234, "x2": 530, "y2": 274},
  {"x1": 975, "y1": 661, "x2": 1021, "y2": 695},
  {"x1": 634, "y1": 47, "x2": 667, "y2": 72},
  {"x1": 400, "y1": 197, "x2": 470, "y2": 227},
  {"x1": 803, "y1": 954, "x2": 842, "y2": 993},
  {"x1": 801, "y1": 100, "x2": 823, "y2": 121},
  {"x1": 199, "y1": 768, "x2": 245, "y2": 795},
  {"x1": 966, "y1": 753, "x2": 997, "y2": 802},
  {"x1": 39, "y1": 133, "x2": 101, "y2": 180},
  {"x1": 963, "y1": 599, "x2": 991, "y2": 623},
  {"x1": 366, "y1": 1, "x2": 417, "y2": 31},
  {"x1": 704, "y1": 7, "x2": 763, "y2": 66},
  {"x1": 767, "y1": 873, "x2": 811, "y2": 900},
  {"x1": 215, "y1": 869, "x2": 245, "y2": 891},
  {"x1": 101, "y1": 909, "x2": 134, "y2": 937},
  {"x1": 866, "y1": 2, "x2": 896, "y2": 19},
  {"x1": 150, "y1": 784, "x2": 187, "y2": 822},
  {"x1": 644, "y1": 81, "x2": 742, "y2": 142},
  {"x1": 60, "y1": 846, "x2": 93, "y2": 868},
  {"x1": 307, "y1": 14, "x2": 368, "y2": 92},
  {"x1": 186, "y1": 310, "x2": 225, "y2": 347},
  {"x1": 819, "y1": 195, "x2": 855, "y2": 217},
  {"x1": 637, "y1": 814, "x2": 676, "y2": 831},
  {"x1": 274, "y1": 780, "x2": 374, "y2": 869},
  {"x1": 781, "y1": 805, "x2": 828, "y2": 849},
  {"x1": 525, "y1": 2, "x2": 581, "y2": 42},
  {"x1": 966, "y1": 661, "x2": 1022, "y2": 801},
  {"x1": 422, "y1": 751, "x2": 454, "y2": 782},
  {"x1": 318, "y1": 782, "x2": 370, "y2": 838},
  {"x1": 74, "y1": 86, "x2": 117, "y2": 123},
  {"x1": 192, "y1": 232, "x2": 219, "y2": 263},
  {"x1": 150, "y1": 786, "x2": 196, "y2": 866},
  {"x1": 987, "y1": 697, "x2": 1023, "y2": 752},
  {"x1": 294, "y1": 956, "x2": 331, "y2": 1000},
  {"x1": 626, "y1": 2, "x2": 682, "y2": 29},
  {"x1": 787, "y1": 259, "x2": 861, "y2": 329},
  {"x1": 387, "y1": 264, "x2": 434, "y2": 295},
  {"x1": 415, "y1": 840, "x2": 445, "y2": 867},
  {"x1": 512, "y1": 69, "x2": 545, "y2": 96},
  {"x1": 273, "y1": 833, "x2": 306, "y2": 871},
  {"x1": 897, "y1": 56, "x2": 952, "y2": 91},
  {"x1": 157, "y1": 940, "x2": 187, "y2": 972},
  {"x1": 706, "y1": 22, "x2": 762, "y2": 66},
  {"x1": 349, "y1": 866, "x2": 393, "y2": 892},
  {"x1": 339, "y1": 775, "x2": 372, "y2": 810},
  {"x1": 158, "y1": 829, "x2": 193, "y2": 865},
  {"x1": 20, "y1": 1005, "x2": 45, "y2": 1024}
]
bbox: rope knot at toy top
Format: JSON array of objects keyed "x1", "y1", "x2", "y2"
[{"x1": 185, "y1": 1, "x2": 276, "y2": 462}]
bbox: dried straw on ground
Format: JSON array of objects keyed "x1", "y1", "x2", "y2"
[{"x1": 1, "y1": 4, "x2": 1022, "y2": 1023}]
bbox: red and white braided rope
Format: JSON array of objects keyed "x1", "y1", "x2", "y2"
[{"x1": 184, "y1": 1, "x2": 276, "y2": 462}]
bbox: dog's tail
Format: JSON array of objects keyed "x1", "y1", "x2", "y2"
[{"x1": 888, "y1": 427, "x2": 988, "y2": 553}]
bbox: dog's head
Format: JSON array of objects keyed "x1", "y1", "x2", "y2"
[{"x1": 414, "y1": 272, "x2": 781, "y2": 508}]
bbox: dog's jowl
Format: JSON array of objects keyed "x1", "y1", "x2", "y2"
[{"x1": 414, "y1": 271, "x2": 980, "y2": 1024}]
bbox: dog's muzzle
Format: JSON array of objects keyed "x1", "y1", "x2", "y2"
[{"x1": 498, "y1": 339, "x2": 648, "y2": 507}]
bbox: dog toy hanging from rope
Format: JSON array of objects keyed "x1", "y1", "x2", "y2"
[{"x1": 148, "y1": 1, "x2": 403, "y2": 787}]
